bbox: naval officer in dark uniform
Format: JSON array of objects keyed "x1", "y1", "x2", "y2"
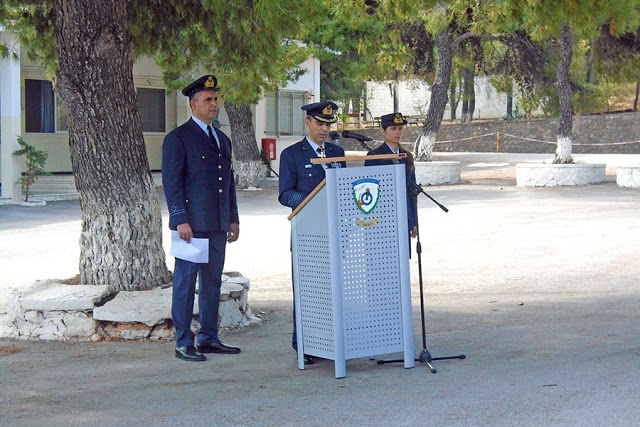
[
  {"x1": 162, "y1": 75, "x2": 241, "y2": 362},
  {"x1": 278, "y1": 101, "x2": 346, "y2": 364},
  {"x1": 364, "y1": 112, "x2": 418, "y2": 238}
]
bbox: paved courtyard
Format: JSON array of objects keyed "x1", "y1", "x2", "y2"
[{"x1": 1, "y1": 153, "x2": 639, "y2": 426}]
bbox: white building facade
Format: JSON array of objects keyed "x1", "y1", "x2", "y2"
[{"x1": 365, "y1": 77, "x2": 509, "y2": 120}]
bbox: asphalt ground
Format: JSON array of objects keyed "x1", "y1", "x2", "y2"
[{"x1": 1, "y1": 153, "x2": 639, "y2": 426}]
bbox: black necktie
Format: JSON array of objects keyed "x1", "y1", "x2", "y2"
[{"x1": 207, "y1": 125, "x2": 219, "y2": 151}]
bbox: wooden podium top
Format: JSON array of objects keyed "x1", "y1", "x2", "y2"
[
  {"x1": 288, "y1": 153, "x2": 405, "y2": 220},
  {"x1": 309, "y1": 152, "x2": 406, "y2": 164}
]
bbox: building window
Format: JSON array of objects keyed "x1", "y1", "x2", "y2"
[
  {"x1": 266, "y1": 90, "x2": 308, "y2": 136},
  {"x1": 25, "y1": 79, "x2": 55, "y2": 133},
  {"x1": 25, "y1": 79, "x2": 68, "y2": 133},
  {"x1": 136, "y1": 87, "x2": 166, "y2": 133},
  {"x1": 24, "y1": 81, "x2": 166, "y2": 134}
]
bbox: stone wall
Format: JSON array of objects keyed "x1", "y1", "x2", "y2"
[
  {"x1": 340, "y1": 112, "x2": 640, "y2": 154},
  {"x1": 0, "y1": 272, "x2": 260, "y2": 341}
]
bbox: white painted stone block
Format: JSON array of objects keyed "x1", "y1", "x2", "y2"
[
  {"x1": 2, "y1": 272, "x2": 258, "y2": 340},
  {"x1": 226, "y1": 276, "x2": 250, "y2": 290},
  {"x1": 119, "y1": 324, "x2": 152, "y2": 340},
  {"x1": 616, "y1": 166, "x2": 640, "y2": 188},
  {"x1": 20, "y1": 282, "x2": 111, "y2": 311},
  {"x1": 61, "y1": 312, "x2": 96, "y2": 337},
  {"x1": 0, "y1": 287, "x2": 22, "y2": 338},
  {"x1": 219, "y1": 299, "x2": 244, "y2": 328},
  {"x1": 414, "y1": 161, "x2": 461, "y2": 185},
  {"x1": 516, "y1": 163, "x2": 606, "y2": 187},
  {"x1": 93, "y1": 287, "x2": 174, "y2": 326},
  {"x1": 222, "y1": 282, "x2": 245, "y2": 299}
]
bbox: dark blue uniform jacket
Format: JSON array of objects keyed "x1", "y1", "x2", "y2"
[
  {"x1": 278, "y1": 139, "x2": 346, "y2": 209},
  {"x1": 364, "y1": 142, "x2": 418, "y2": 231},
  {"x1": 162, "y1": 118, "x2": 239, "y2": 231}
]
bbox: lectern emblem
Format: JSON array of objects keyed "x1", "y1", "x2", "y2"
[{"x1": 353, "y1": 178, "x2": 380, "y2": 214}]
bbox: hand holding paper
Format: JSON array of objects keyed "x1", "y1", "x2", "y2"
[{"x1": 170, "y1": 230, "x2": 209, "y2": 263}]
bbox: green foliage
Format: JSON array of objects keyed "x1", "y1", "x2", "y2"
[
  {"x1": 337, "y1": 113, "x2": 350, "y2": 127},
  {"x1": 128, "y1": 0, "x2": 317, "y2": 105},
  {"x1": 592, "y1": 24, "x2": 640, "y2": 84},
  {"x1": 1, "y1": 1, "x2": 316, "y2": 105},
  {"x1": 574, "y1": 81, "x2": 637, "y2": 114},
  {"x1": 303, "y1": 2, "x2": 388, "y2": 106},
  {"x1": 12, "y1": 136, "x2": 49, "y2": 202},
  {"x1": 502, "y1": 104, "x2": 523, "y2": 121},
  {"x1": 0, "y1": 1, "x2": 58, "y2": 74},
  {"x1": 3, "y1": 0, "x2": 640, "y2": 119}
]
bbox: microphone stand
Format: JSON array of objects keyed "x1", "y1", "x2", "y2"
[
  {"x1": 350, "y1": 136, "x2": 465, "y2": 373},
  {"x1": 376, "y1": 216, "x2": 466, "y2": 373}
]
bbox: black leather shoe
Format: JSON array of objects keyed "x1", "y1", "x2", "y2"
[
  {"x1": 198, "y1": 341, "x2": 241, "y2": 354},
  {"x1": 175, "y1": 345, "x2": 206, "y2": 362},
  {"x1": 303, "y1": 354, "x2": 316, "y2": 365}
]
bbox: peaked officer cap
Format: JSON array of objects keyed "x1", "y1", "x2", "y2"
[
  {"x1": 302, "y1": 101, "x2": 339, "y2": 124},
  {"x1": 380, "y1": 112, "x2": 408, "y2": 129},
  {"x1": 182, "y1": 75, "x2": 220, "y2": 98}
]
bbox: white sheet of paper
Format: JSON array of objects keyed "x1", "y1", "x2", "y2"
[{"x1": 169, "y1": 231, "x2": 209, "y2": 263}]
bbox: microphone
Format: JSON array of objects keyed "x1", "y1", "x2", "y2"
[
  {"x1": 329, "y1": 131, "x2": 341, "y2": 144},
  {"x1": 341, "y1": 130, "x2": 373, "y2": 142}
]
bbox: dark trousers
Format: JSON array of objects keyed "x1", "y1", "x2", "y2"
[{"x1": 172, "y1": 231, "x2": 227, "y2": 347}]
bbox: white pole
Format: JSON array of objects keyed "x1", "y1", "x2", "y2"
[{"x1": 0, "y1": 32, "x2": 23, "y2": 201}]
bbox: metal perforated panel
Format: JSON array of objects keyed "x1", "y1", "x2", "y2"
[
  {"x1": 292, "y1": 165, "x2": 414, "y2": 377},
  {"x1": 297, "y1": 233, "x2": 334, "y2": 356},
  {"x1": 336, "y1": 168, "x2": 404, "y2": 359}
]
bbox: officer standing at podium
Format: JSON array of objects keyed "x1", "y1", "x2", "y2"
[
  {"x1": 162, "y1": 75, "x2": 241, "y2": 362},
  {"x1": 278, "y1": 101, "x2": 346, "y2": 364},
  {"x1": 364, "y1": 112, "x2": 418, "y2": 239}
]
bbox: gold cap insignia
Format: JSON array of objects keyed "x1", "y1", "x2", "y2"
[
  {"x1": 205, "y1": 76, "x2": 216, "y2": 88},
  {"x1": 322, "y1": 105, "x2": 334, "y2": 115},
  {"x1": 393, "y1": 114, "x2": 404, "y2": 124}
]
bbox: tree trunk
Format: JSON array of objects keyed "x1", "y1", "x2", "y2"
[
  {"x1": 449, "y1": 74, "x2": 458, "y2": 121},
  {"x1": 506, "y1": 94, "x2": 513, "y2": 118},
  {"x1": 53, "y1": 0, "x2": 170, "y2": 290},
  {"x1": 585, "y1": 44, "x2": 593, "y2": 84},
  {"x1": 414, "y1": 30, "x2": 453, "y2": 161},
  {"x1": 362, "y1": 81, "x2": 369, "y2": 125},
  {"x1": 554, "y1": 25, "x2": 573, "y2": 164},
  {"x1": 225, "y1": 102, "x2": 262, "y2": 189},
  {"x1": 391, "y1": 71, "x2": 400, "y2": 114},
  {"x1": 634, "y1": 82, "x2": 639, "y2": 112},
  {"x1": 461, "y1": 65, "x2": 475, "y2": 122},
  {"x1": 460, "y1": 98, "x2": 468, "y2": 122}
]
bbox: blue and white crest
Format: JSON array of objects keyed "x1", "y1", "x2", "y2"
[{"x1": 353, "y1": 178, "x2": 380, "y2": 214}]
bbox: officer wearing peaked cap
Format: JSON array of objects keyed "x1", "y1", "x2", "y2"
[
  {"x1": 162, "y1": 75, "x2": 241, "y2": 362},
  {"x1": 365, "y1": 112, "x2": 418, "y2": 239},
  {"x1": 278, "y1": 101, "x2": 346, "y2": 364},
  {"x1": 278, "y1": 101, "x2": 346, "y2": 209}
]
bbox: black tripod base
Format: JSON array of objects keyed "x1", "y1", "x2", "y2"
[{"x1": 376, "y1": 349, "x2": 466, "y2": 374}]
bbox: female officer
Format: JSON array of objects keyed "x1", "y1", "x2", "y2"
[{"x1": 364, "y1": 112, "x2": 418, "y2": 239}]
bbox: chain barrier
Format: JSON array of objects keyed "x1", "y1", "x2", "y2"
[{"x1": 430, "y1": 131, "x2": 640, "y2": 152}]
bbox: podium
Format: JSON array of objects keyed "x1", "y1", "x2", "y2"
[{"x1": 289, "y1": 156, "x2": 415, "y2": 378}]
